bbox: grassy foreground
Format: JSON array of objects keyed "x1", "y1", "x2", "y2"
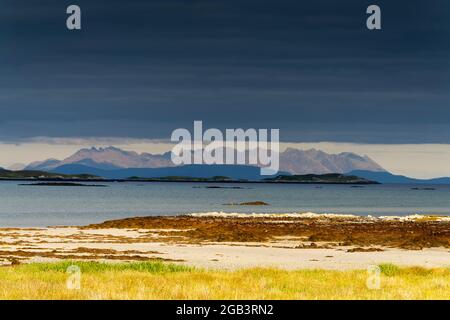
[{"x1": 0, "y1": 261, "x2": 449, "y2": 299}]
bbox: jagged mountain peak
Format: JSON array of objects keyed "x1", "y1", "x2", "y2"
[
  {"x1": 279, "y1": 148, "x2": 385, "y2": 174},
  {"x1": 26, "y1": 146, "x2": 175, "y2": 171}
]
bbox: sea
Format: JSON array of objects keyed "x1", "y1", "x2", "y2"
[{"x1": 0, "y1": 181, "x2": 449, "y2": 227}]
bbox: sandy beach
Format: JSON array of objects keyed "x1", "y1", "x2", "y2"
[{"x1": 0, "y1": 213, "x2": 449, "y2": 270}]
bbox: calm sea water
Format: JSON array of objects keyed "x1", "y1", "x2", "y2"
[{"x1": 0, "y1": 181, "x2": 449, "y2": 227}]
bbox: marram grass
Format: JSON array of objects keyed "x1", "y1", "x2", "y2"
[{"x1": 0, "y1": 261, "x2": 448, "y2": 300}]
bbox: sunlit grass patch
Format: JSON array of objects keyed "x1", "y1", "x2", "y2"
[
  {"x1": 21, "y1": 260, "x2": 193, "y2": 273},
  {"x1": 379, "y1": 263, "x2": 401, "y2": 276}
]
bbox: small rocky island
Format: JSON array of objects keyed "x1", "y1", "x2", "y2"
[
  {"x1": 0, "y1": 168, "x2": 99, "y2": 180},
  {"x1": 20, "y1": 182, "x2": 107, "y2": 187}
]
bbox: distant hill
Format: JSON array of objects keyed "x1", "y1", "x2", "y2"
[
  {"x1": 6, "y1": 163, "x2": 26, "y2": 171},
  {"x1": 265, "y1": 173, "x2": 378, "y2": 184},
  {"x1": 26, "y1": 158, "x2": 62, "y2": 171},
  {"x1": 51, "y1": 164, "x2": 287, "y2": 180},
  {"x1": 348, "y1": 170, "x2": 450, "y2": 184}
]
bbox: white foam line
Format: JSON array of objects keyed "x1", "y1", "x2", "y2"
[
  {"x1": 187, "y1": 212, "x2": 360, "y2": 219},
  {"x1": 187, "y1": 212, "x2": 450, "y2": 221}
]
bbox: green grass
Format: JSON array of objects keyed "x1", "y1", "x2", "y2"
[
  {"x1": 0, "y1": 261, "x2": 449, "y2": 300},
  {"x1": 23, "y1": 260, "x2": 193, "y2": 273},
  {"x1": 379, "y1": 263, "x2": 401, "y2": 276}
]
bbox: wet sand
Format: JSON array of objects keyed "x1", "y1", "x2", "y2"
[{"x1": 0, "y1": 213, "x2": 449, "y2": 270}]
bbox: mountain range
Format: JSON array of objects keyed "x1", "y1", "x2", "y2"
[
  {"x1": 7, "y1": 146, "x2": 450, "y2": 183},
  {"x1": 25, "y1": 146, "x2": 385, "y2": 175}
]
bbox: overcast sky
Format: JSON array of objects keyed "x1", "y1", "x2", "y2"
[{"x1": 1, "y1": 1, "x2": 450, "y2": 176}]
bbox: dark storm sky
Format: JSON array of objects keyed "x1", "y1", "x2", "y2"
[{"x1": 1, "y1": 0, "x2": 449, "y2": 143}]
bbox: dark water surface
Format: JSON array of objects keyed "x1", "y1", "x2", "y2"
[{"x1": 0, "y1": 181, "x2": 449, "y2": 227}]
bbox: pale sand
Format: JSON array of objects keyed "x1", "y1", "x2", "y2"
[{"x1": 0, "y1": 227, "x2": 449, "y2": 270}]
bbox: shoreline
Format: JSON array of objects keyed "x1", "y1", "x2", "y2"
[
  {"x1": 0, "y1": 212, "x2": 448, "y2": 270},
  {"x1": 0, "y1": 177, "x2": 378, "y2": 184}
]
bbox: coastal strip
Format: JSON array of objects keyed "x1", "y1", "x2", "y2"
[{"x1": 0, "y1": 213, "x2": 448, "y2": 270}]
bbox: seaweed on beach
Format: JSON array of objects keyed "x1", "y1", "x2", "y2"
[{"x1": 84, "y1": 215, "x2": 450, "y2": 249}]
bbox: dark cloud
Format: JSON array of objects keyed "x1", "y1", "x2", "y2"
[{"x1": 1, "y1": 0, "x2": 449, "y2": 142}]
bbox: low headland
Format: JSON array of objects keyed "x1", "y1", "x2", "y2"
[{"x1": 0, "y1": 167, "x2": 378, "y2": 184}]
